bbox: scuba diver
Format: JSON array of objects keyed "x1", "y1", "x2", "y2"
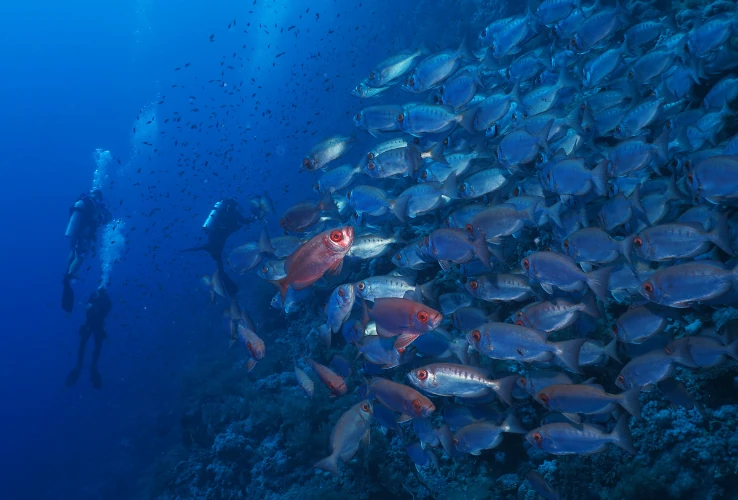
[
  {"x1": 66, "y1": 286, "x2": 113, "y2": 389},
  {"x1": 185, "y1": 198, "x2": 255, "y2": 341},
  {"x1": 62, "y1": 189, "x2": 112, "y2": 312}
]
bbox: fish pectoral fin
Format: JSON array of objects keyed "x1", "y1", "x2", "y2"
[
  {"x1": 562, "y1": 412, "x2": 582, "y2": 424},
  {"x1": 246, "y1": 359, "x2": 258, "y2": 372},
  {"x1": 328, "y1": 259, "x2": 345, "y2": 275},
  {"x1": 394, "y1": 332, "x2": 420, "y2": 350},
  {"x1": 361, "y1": 429, "x2": 371, "y2": 447},
  {"x1": 438, "y1": 260, "x2": 453, "y2": 271},
  {"x1": 397, "y1": 414, "x2": 413, "y2": 423},
  {"x1": 540, "y1": 283, "x2": 554, "y2": 294}
]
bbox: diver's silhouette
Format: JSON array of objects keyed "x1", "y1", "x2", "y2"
[{"x1": 66, "y1": 287, "x2": 112, "y2": 389}]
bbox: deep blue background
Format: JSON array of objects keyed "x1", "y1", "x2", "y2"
[{"x1": 0, "y1": 1, "x2": 468, "y2": 498}]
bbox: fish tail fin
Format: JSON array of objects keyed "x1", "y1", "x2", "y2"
[
  {"x1": 314, "y1": 454, "x2": 340, "y2": 476},
  {"x1": 590, "y1": 159, "x2": 609, "y2": 197},
  {"x1": 619, "y1": 234, "x2": 635, "y2": 269},
  {"x1": 652, "y1": 128, "x2": 670, "y2": 167},
  {"x1": 502, "y1": 411, "x2": 526, "y2": 434},
  {"x1": 710, "y1": 213, "x2": 734, "y2": 255},
  {"x1": 492, "y1": 375, "x2": 519, "y2": 407},
  {"x1": 629, "y1": 184, "x2": 647, "y2": 219},
  {"x1": 390, "y1": 195, "x2": 410, "y2": 223},
  {"x1": 442, "y1": 172, "x2": 458, "y2": 199},
  {"x1": 547, "y1": 201, "x2": 564, "y2": 228},
  {"x1": 472, "y1": 234, "x2": 493, "y2": 269},
  {"x1": 580, "y1": 292, "x2": 601, "y2": 319},
  {"x1": 319, "y1": 191, "x2": 338, "y2": 212},
  {"x1": 318, "y1": 324, "x2": 332, "y2": 348},
  {"x1": 259, "y1": 226, "x2": 276, "y2": 254},
  {"x1": 726, "y1": 340, "x2": 738, "y2": 361},
  {"x1": 450, "y1": 338, "x2": 470, "y2": 365},
  {"x1": 538, "y1": 119, "x2": 554, "y2": 153},
  {"x1": 611, "y1": 415, "x2": 636, "y2": 454},
  {"x1": 457, "y1": 106, "x2": 478, "y2": 134},
  {"x1": 456, "y1": 35, "x2": 474, "y2": 62},
  {"x1": 604, "y1": 337, "x2": 622, "y2": 364},
  {"x1": 425, "y1": 140, "x2": 448, "y2": 164},
  {"x1": 618, "y1": 387, "x2": 642, "y2": 419},
  {"x1": 557, "y1": 67, "x2": 577, "y2": 91},
  {"x1": 419, "y1": 280, "x2": 437, "y2": 303},
  {"x1": 586, "y1": 266, "x2": 612, "y2": 300},
  {"x1": 552, "y1": 338, "x2": 589, "y2": 373}
]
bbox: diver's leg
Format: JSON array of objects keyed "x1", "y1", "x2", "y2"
[
  {"x1": 90, "y1": 329, "x2": 104, "y2": 389},
  {"x1": 66, "y1": 325, "x2": 91, "y2": 386}
]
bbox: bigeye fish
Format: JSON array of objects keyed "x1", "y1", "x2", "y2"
[
  {"x1": 301, "y1": 134, "x2": 356, "y2": 171},
  {"x1": 364, "y1": 297, "x2": 443, "y2": 349},
  {"x1": 632, "y1": 217, "x2": 733, "y2": 261},
  {"x1": 347, "y1": 185, "x2": 394, "y2": 216},
  {"x1": 294, "y1": 362, "x2": 314, "y2": 398},
  {"x1": 496, "y1": 120, "x2": 553, "y2": 168},
  {"x1": 366, "y1": 47, "x2": 426, "y2": 87},
  {"x1": 357, "y1": 335, "x2": 414, "y2": 369},
  {"x1": 307, "y1": 358, "x2": 348, "y2": 397},
  {"x1": 534, "y1": 0, "x2": 580, "y2": 26},
  {"x1": 314, "y1": 164, "x2": 362, "y2": 194},
  {"x1": 406, "y1": 442, "x2": 439, "y2": 471},
  {"x1": 228, "y1": 227, "x2": 276, "y2": 274},
  {"x1": 395, "y1": 103, "x2": 474, "y2": 136},
  {"x1": 435, "y1": 68, "x2": 482, "y2": 110},
  {"x1": 535, "y1": 384, "x2": 641, "y2": 424},
  {"x1": 351, "y1": 80, "x2": 391, "y2": 98},
  {"x1": 420, "y1": 228, "x2": 492, "y2": 270},
  {"x1": 521, "y1": 251, "x2": 612, "y2": 300},
  {"x1": 326, "y1": 283, "x2": 356, "y2": 334},
  {"x1": 364, "y1": 144, "x2": 424, "y2": 178},
  {"x1": 514, "y1": 295, "x2": 600, "y2": 333},
  {"x1": 526, "y1": 416, "x2": 635, "y2": 455},
  {"x1": 464, "y1": 273, "x2": 537, "y2": 302},
  {"x1": 355, "y1": 275, "x2": 416, "y2": 302},
  {"x1": 257, "y1": 259, "x2": 286, "y2": 281},
  {"x1": 687, "y1": 155, "x2": 738, "y2": 204},
  {"x1": 562, "y1": 227, "x2": 634, "y2": 267},
  {"x1": 348, "y1": 231, "x2": 402, "y2": 260},
  {"x1": 403, "y1": 39, "x2": 473, "y2": 93},
  {"x1": 612, "y1": 305, "x2": 673, "y2": 344},
  {"x1": 353, "y1": 105, "x2": 403, "y2": 137},
  {"x1": 541, "y1": 158, "x2": 608, "y2": 197},
  {"x1": 238, "y1": 321, "x2": 265, "y2": 372},
  {"x1": 406, "y1": 363, "x2": 517, "y2": 405},
  {"x1": 453, "y1": 413, "x2": 526, "y2": 455},
  {"x1": 280, "y1": 192, "x2": 338, "y2": 233},
  {"x1": 392, "y1": 172, "x2": 457, "y2": 221},
  {"x1": 314, "y1": 400, "x2": 373, "y2": 476},
  {"x1": 466, "y1": 322, "x2": 588, "y2": 373},
  {"x1": 365, "y1": 377, "x2": 436, "y2": 420},
  {"x1": 272, "y1": 226, "x2": 354, "y2": 301},
  {"x1": 639, "y1": 261, "x2": 737, "y2": 308},
  {"x1": 457, "y1": 168, "x2": 510, "y2": 199}
]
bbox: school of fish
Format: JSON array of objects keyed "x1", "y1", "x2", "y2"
[{"x1": 205, "y1": 0, "x2": 738, "y2": 489}]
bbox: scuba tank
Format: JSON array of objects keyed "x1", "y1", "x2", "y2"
[{"x1": 65, "y1": 199, "x2": 89, "y2": 238}]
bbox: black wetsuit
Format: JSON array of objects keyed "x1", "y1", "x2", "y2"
[{"x1": 66, "y1": 288, "x2": 113, "y2": 389}]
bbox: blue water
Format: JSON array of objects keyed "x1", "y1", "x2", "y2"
[{"x1": 0, "y1": 1, "x2": 448, "y2": 498}]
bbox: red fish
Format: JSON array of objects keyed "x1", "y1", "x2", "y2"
[
  {"x1": 280, "y1": 192, "x2": 337, "y2": 232},
  {"x1": 307, "y1": 358, "x2": 348, "y2": 397},
  {"x1": 272, "y1": 226, "x2": 354, "y2": 300},
  {"x1": 364, "y1": 297, "x2": 443, "y2": 349}
]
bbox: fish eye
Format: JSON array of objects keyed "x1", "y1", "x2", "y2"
[
  {"x1": 367, "y1": 152, "x2": 374, "y2": 160},
  {"x1": 361, "y1": 403, "x2": 370, "y2": 412},
  {"x1": 417, "y1": 311, "x2": 429, "y2": 323},
  {"x1": 481, "y1": 28, "x2": 488, "y2": 38},
  {"x1": 368, "y1": 72, "x2": 376, "y2": 80},
  {"x1": 519, "y1": 378, "x2": 527, "y2": 387},
  {"x1": 416, "y1": 369, "x2": 428, "y2": 381},
  {"x1": 338, "y1": 288, "x2": 345, "y2": 297},
  {"x1": 522, "y1": 258, "x2": 530, "y2": 270},
  {"x1": 328, "y1": 382, "x2": 334, "y2": 389},
  {"x1": 490, "y1": 42, "x2": 496, "y2": 51},
  {"x1": 643, "y1": 281, "x2": 654, "y2": 294},
  {"x1": 395, "y1": 253, "x2": 403, "y2": 261},
  {"x1": 439, "y1": 87, "x2": 444, "y2": 95},
  {"x1": 279, "y1": 217, "x2": 286, "y2": 227},
  {"x1": 408, "y1": 77, "x2": 415, "y2": 87},
  {"x1": 546, "y1": 171, "x2": 552, "y2": 181},
  {"x1": 423, "y1": 236, "x2": 429, "y2": 246},
  {"x1": 517, "y1": 347, "x2": 524, "y2": 356},
  {"x1": 617, "y1": 374, "x2": 625, "y2": 385},
  {"x1": 397, "y1": 113, "x2": 405, "y2": 122},
  {"x1": 246, "y1": 341, "x2": 252, "y2": 352},
  {"x1": 452, "y1": 437, "x2": 459, "y2": 447},
  {"x1": 469, "y1": 280, "x2": 479, "y2": 290},
  {"x1": 633, "y1": 236, "x2": 643, "y2": 247},
  {"x1": 413, "y1": 137, "x2": 420, "y2": 144},
  {"x1": 357, "y1": 281, "x2": 365, "y2": 291},
  {"x1": 609, "y1": 184, "x2": 616, "y2": 194},
  {"x1": 687, "y1": 172, "x2": 694, "y2": 183},
  {"x1": 302, "y1": 158, "x2": 310, "y2": 167},
  {"x1": 539, "y1": 394, "x2": 549, "y2": 405},
  {"x1": 411, "y1": 399, "x2": 422, "y2": 412},
  {"x1": 471, "y1": 330, "x2": 481, "y2": 342},
  {"x1": 585, "y1": 125, "x2": 591, "y2": 133},
  {"x1": 580, "y1": 103, "x2": 586, "y2": 111},
  {"x1": 532, "y1": 432, "x2": 542, "y2": 443},
  {"x1": 261, "y1": 266, "x2": 268, "y2": 273},
  {"x1": 367, "y1": 161, "x2": 376, "y2": 171},
  {"x1": 459, "y1": 184, "x2": 467, "y2": 192},
  {"x1": 570, "y1": 37, "x2": 577, "y2": 47},
  {"x1": 464, "y1": 223, "x2": 473, "y2": 234},
  {"x1": 537, "y1": 154, "x2": 544, "y2": 164},
  {"x1": 563, "y1": 239, "x2": 569, "y2": 249},
  {"x1": 615, "y1": 125, "x2": 621, "y2": 134},
  {"x1": 443, "y1": 137, "x2": 449, "y2": 145},
  {"x1": 314, "y1": 182, "x2": 320, "y2": 191},
  {"x1": 330, "y1": 230, "x2": 343, "y2": 242},
  {"x1": 513, "y1": 187, "x2": 520, "y2": 196},
  {"x1": 611, "y1": 324, "x2": 619, "y2": 336},
  {"x1": 355, "y1": 112, "x2": 362, "y2": 121},
  {"x1": 421, "y1": 170, "x2": 428, "y2": 179},
  {"x1": 515, "y1": 319, "x2": 524, "y2": 326},
  {"x1": 628, "y1": 70, "x2": 634, "y2": 79},
  {"x1": 685, "y1": 160, "x2": 692, "y2": 171}
]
